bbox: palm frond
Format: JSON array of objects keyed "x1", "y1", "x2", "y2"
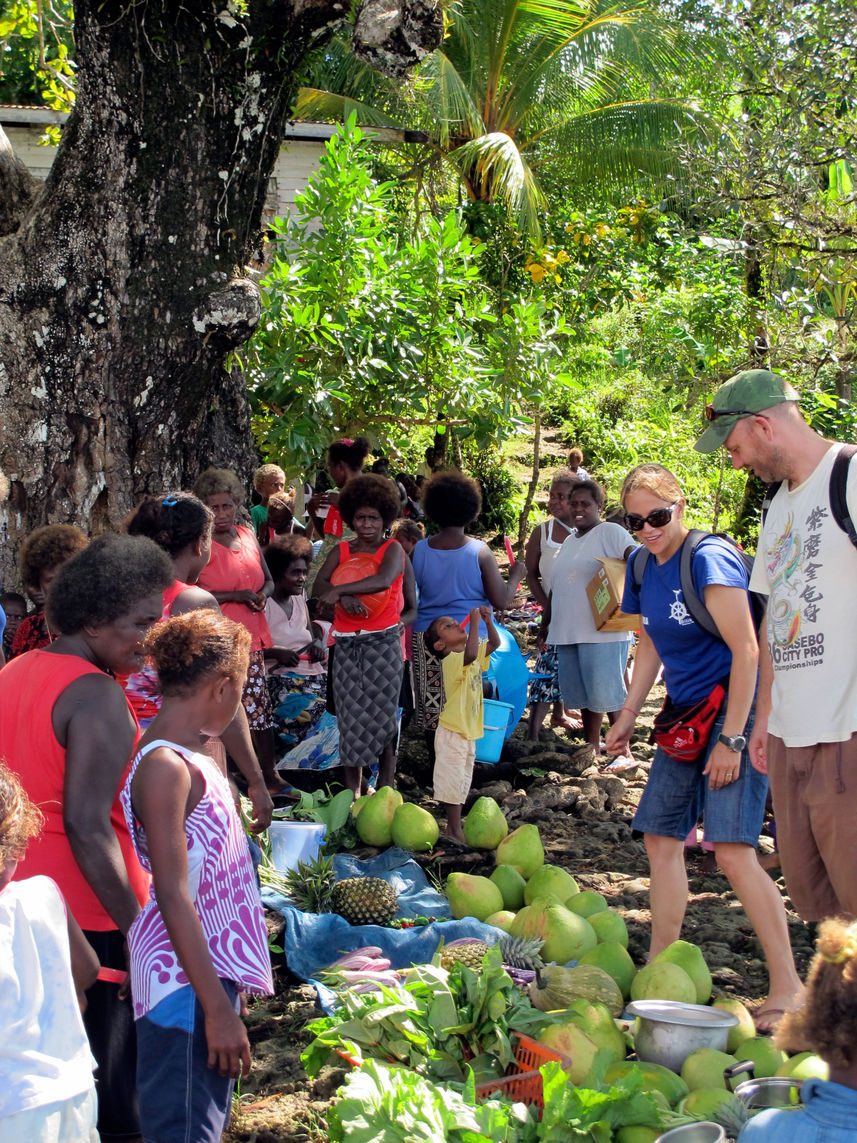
[
  {"x1": 292, "y1": 88, "x2": 399, "y2": 128},
  {"x1": 451, "y1": 132, "x2": 546, "y2": 237},
  {"x1": 416, "y1": 51, "x2": 486, "y2": 143}
]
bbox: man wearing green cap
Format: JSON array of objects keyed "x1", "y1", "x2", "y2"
[{"x1": 696, "y1": 368, "x2": 857, "y2": 923}]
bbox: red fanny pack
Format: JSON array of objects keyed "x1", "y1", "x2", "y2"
[{"x1": 650, "y1": 683, "x2": 726, "y2": 763}]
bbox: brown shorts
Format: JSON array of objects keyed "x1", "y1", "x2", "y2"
[{"x1": 767, "y1": 732, "x2": 857, "y2": 921}]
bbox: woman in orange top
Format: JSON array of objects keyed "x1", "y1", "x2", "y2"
[
  {"x1": 0, "y1": 532, "x2": 172, "y2": 1139},
  {"x1": 193, "y1": 467, "x2": 282, "y2": 792}
]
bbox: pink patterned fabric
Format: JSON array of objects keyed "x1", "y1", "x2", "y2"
[{"x1": 121, "y1": 740, "x2": 273, "y2": 1020}]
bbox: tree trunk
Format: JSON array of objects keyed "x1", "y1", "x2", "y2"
[
  {"x1": 0, "y1": 0, "x2": 441, "y2": 586},
  {"x1": 517, "y1": 406, "x2": 541, "y2": 550}
]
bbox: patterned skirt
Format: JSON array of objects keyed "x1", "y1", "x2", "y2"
[
  {"x1": 412, "y1": 628, "x2": 446, "y2": 732},
  {"x1": 242, "y1": 649, "x2": 275, "y2": 730},
  {"x1": 529, "y1": 643, "x2": 561, "y2": 704},
  {"x1": 331, "y1": 628, "x2": 403, "y2": 769},
  {"x1": 268, "y1": 671, "x2": 340, "y2": 771}
]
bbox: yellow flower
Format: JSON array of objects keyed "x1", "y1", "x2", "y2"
[
  {"x1": 555, "y1": 250, "x2": 570, "y2": 264},
  {"x1": 582, "y1": 234, "x2": 591, "y2": 246},
  {"x1": 554, "y1": 274, "x2": 562, "y2": 284}
]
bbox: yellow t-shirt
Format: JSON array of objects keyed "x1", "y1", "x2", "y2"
[{"x1": 439, "y1": 641, "x2": 491, "y2": 740}]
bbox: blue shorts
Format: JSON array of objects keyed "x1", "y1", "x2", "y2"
[
  {"x1": 557, "y1": 641, "x2": 630, "y2": 713},
  {"x1": 136, "y1": 981, "x2": 239, "y2": 1143},
  {"x1": 633, "y1": 703, "x2": 768, "y2": 845}
]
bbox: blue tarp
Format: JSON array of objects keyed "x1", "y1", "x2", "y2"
[{"x1": 261, "y1": 846, "x2": 503, "y2": 982}]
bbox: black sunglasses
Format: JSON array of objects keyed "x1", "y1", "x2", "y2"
[
  {"x1": 624, "y1": 502, "x2": 679, "y2": 532},
  {"x1": 703, "y1": 404, "x2": 756, "y2": 422}
]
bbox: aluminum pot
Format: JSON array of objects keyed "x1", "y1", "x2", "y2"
[
  {"x1": 655, "y1": 1123, "x2": 726, "y2": 1143},
  {"x1": 725, "y1": 1060, "x2": 803, "y2": 1110},
  {"x1": 627, "y1": 1000, "x2": 739, "y2": 1074}
]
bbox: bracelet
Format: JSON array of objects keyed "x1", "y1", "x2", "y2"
[{"x1": 622, "y1": 705, "x2": 639, "y2": 718}]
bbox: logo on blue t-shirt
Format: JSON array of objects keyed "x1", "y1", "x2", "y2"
[{"x1": 669, "y1": 590, "x2": 693, "y2": 626}]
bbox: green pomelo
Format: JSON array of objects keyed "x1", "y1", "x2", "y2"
[
  {"x1": 615, "y1": 1128, "x2": 659, "y2": 1143},
  {"x1": 604, "y1": 1060, "x2": 689, "y2": 1107},
  {"x1": 524, "y1": 864, "x2": 579, "y2": 906},
  {"x1": 495, "y1": 824, "x2": 544, "y2": 879},
  {"x1": 678, "y1": 1089, "x2": 744, "y2": 1120},
  {"x1": 445, "y1": 872, "x2": 504, "y2": 922},
  {"x1": 712, "y1": 996, "x2": 757, "y2": 1054},
  {"x1": 630, "y1": 961, "x2": 696, "y2": 1005},
  {"x1": 565, "y1": 998, "x2": 626, "y2": 1064},
  {"x1": 463, "y1": 796, "x2": 509, "y2": 849},
  {"x1": 567, "y1": 889, "x2": 608, "y2": 917},
  {"x1": 351, "y1": 797, "x2": 368, "y2": 819},
  {"x1": 653, "y1": 939, "x2": 712, "y2": 1005},
  {"x1": 538, "y1": 1023, "x2": 599, "y2": 1086},
  {"x1": 578, "y1": 942, "x2": 637, "y2": 999},
  {"x1": 490, "y1": 864, "x2": 527, "y2": 911},
  {"x1": 485, "y1": 909, "x2": 516, "y2": 932},
  {"x1": 733, "y1": 1035, "x2": 787, "y2": 1079},
  {"x1": 590, "y1": 908, "x2": 629, "y2": 948},
  {"x1": 355, "y1": 787, "x2": 404, "y2": 846},
  {"x1": 510, "y1": 900, "x2": 597, "y2": 964},
  {"x1": 390, "y1": 802, "x2": 439, "y2": 852},
  {"x1": 776, "y1": 1051, "x2": 829, "y2": 1082},
  {"x1": 680, "y1": 1048, "x2": 736, "y2": 1091}
]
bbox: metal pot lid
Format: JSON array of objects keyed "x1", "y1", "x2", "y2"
[{"x1": 627, "y1": 1000, "x2": 739, "y2": 1028}]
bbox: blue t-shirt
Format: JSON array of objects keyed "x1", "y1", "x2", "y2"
[
  {"x1": 737, "y1": 1078, "x2": 857, "y2": 1142},
  {"x1": 621, "y1": 535, "x2": 752, "y2": 706}
]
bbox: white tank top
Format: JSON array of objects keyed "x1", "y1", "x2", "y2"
[{"x1": 538, "y1": 518, "x2": 574, "y2": 592}]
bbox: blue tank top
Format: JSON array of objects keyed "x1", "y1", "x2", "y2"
[{"x1": 412, "y1": 537, "x2": 490, "y2": 632}]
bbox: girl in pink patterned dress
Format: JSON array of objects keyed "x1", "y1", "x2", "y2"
[{"x1": 121, "y1": 611, "x2": 273, "y2": 1143}]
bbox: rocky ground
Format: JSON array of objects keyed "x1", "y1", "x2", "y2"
[{"x1": 225, "y1": 684, "x2": 814, "y2": 1142}]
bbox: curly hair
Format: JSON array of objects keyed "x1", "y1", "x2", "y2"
[
  {"x1": 46, "y1": 533, "x2": 173, "y2": 634},
  {"x1": 264, "y1": 534, "x2": 313, "y2": 581},
  {"x1": 620, "y1": 463, "x2": 683, "y2": 507},
  {"x1": 568, "y1": 447, "x2": 584, "y2": 467},
  {"x1": 773, "y1": 917, "x2": 857, "y2": 1069},
  {"x1": 338, "y1": 474, "x2": 402, "y2": 529},
  {"x1": 145, "y1": 610, "x2": 251, "y2": 697},
  {"x1": 390, "y1": 518, "x2": 425, "y2": 544},
  {"x1": 550, "y1": 467, "x2": 579, "y2": 490},
  {"x1": 19, "y1": 524, "x2": 88, "y2": 590},
  {"x1": 422, "y1": 470, "x2": 482, "y2": 528},
  {"x1": 253, "y1": 463, "x2": 285, "y2": 491},
  {"x1": 193, "y1": 466, "x2": 246, "y2": 505},
  {"x1": 570, "y1": 478, "x2": 606, "y2": 510},
  {"x1": 0, "y1": 762, "x2": 44, "y2": 868},
  {"x1": 127, "y1": 493, "x2": 213, "y2": 556},
  {"x1": 328, "y1": 436, "x2": 370, "y2": 471}
]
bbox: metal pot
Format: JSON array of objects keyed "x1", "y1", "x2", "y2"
[
  {"x1": 725, "y1": 1060, "x2": 803, "y2": 1110},
  {"x1": 627, "y1": 1000, "x2": 739, "y2": 1074},
  {"x1": 655, "y1": 1123, "x2": 726, "y2": 1143}
]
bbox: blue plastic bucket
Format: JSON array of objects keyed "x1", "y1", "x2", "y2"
[
  {"x1": 268, "y1": 821, "x2": 326, "y2": 874},
  {"x1": 475, "y1": 699, "x2": 514, "y2": 764}
]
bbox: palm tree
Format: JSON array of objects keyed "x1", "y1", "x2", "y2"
[{"x1": 294, "y1": 0, "x2": 709, "y2": 238}]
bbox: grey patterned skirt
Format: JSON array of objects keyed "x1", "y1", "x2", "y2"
[{"x1": 331, "y1": 627, "x2": 403, "y2": 769}]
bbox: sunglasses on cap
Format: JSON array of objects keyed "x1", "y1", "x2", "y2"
[
  {"x1": 703, "y1": 404, "x2": 757, "y2": 422},
  {"x1": 624, "y1": 502, "x2": 679, "y2": 532}
]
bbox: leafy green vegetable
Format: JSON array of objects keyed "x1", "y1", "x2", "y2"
[
  {"x1": 537, "y1": 1060, "x2": 663, "y2": 1142},
  {"x1": 273, "y1": 786, "x2": 357, "y2": 851}
]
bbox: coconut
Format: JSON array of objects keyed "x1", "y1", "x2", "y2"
[
  {"x1": 490, "y1": 864, "x2": 527, "y2": 910},
  {"x1": 565, "y1": 998, "x2": 626, "y2": 1064},
  {"x1": 578, "y1": 942, "x2": 637, "y2": 999},
  {"x1": 567, "y1": 889, "x2": 607, "y2": 917},
  {"x1": 485, "y1": 909, "x2": 516, "y2": 932},
  {"x1": 494, "y1": 824, "x2": 544, "y2": 879},
  {"x1": 652, "y1": 939, "x2": 712, "y2": 1005},
  {"x1": 510, "y1": 900, "x2": 597, "y2": 964},
  {"x1": 776, "y1": 1052, "x2": 829, "y2": 1082},
  {"x1": 678, "y1": 1089, "x2": 744, "y2": 1120},
  {"x1": 524, "y1": 864, "x2": 579, "y2": 905},
  {"x1": 680, "y1": 1048, "x2": 736, "y2": 1091},
  {"x1": 390, "y1": 802, "x2": 439, "y2": 852},
  {"x1": 630, "y1": 960, "x2": 696, "y2": 1005},
  {"x1": 712, "y1": 996, "x2": 756, "y2": 1053},
  {"x1": 445, "y1": 872, "x2": 504, "y2": 922},
  {"x1": 463, "y1": 796, "x2": 508, "y2": 849},
  {"x1": 590, "y1": 908, "x2": 629, "y2": 947},
  {"x1": 604, "y1": 1060, "x2": 689, "y2": 1107},
  {"x1": 734, "y1": 1035, "x2": 787, "y2": 1078},
  {"x1": 537, "y1": 1023, "x2": 599, "y2": 1085},
  {"x1": 355, "y1": 787, "x2": 404, "y2": 846}
]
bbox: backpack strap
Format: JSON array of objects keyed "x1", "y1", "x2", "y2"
[
  {"x1": 829, "y1": 444, "x2": 857, "y2": 550},
  {"x1": 679, "y1": 530, "x2": 720, "y2": 639},
  {"x1": 631, "y1": 544, "x2": 650, "y2": 592}
]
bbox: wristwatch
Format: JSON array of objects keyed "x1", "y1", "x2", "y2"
[{"x1": 718, "y1": 732, "x2": 746, "y2": 753}]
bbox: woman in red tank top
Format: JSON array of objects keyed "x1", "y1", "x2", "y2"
[
  {"x1": 0, "y1": 532, "x2": 173, "y2": 1139},
  {"x1": 314, "y1": 475, "x2": 417, "y2": 794}
]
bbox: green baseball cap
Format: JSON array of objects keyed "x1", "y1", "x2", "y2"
[{"x1": 694, "y1": 369, "x2": 799, "y2": 453}]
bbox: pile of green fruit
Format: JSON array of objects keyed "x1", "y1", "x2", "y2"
[{"x1": 353, "y1": 787, "x2": 440, "y2": 853}]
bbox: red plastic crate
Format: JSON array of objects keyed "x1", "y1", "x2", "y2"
[{"x1": 474, "y1": 1032, "x2": 572, "y2": 1110}]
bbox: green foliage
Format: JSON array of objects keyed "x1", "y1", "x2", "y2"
[
  {"x1": 0, "y1": 0, "x2": 75, "y2": 140},
  {"x1": 465, "y1": 447, "x2": 521, "y2": 535}
]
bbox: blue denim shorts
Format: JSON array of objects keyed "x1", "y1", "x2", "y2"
[
  {"x1": 557, "y1": 640, "x2": 630, "y2": 713},
  {"x1": 136, "y1": 981, "x2": 239, "y2": 1143},
  {"x1": 633, "y1": 703, "x2": 768, "y2": 845}
]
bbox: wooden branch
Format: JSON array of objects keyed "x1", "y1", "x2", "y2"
[{"x1": 0, "y1": 126, "x2": 40, "y2": 237}]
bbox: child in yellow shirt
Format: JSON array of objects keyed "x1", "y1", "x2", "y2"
[{"x1": 425, "y1": 606, "x2": 501, "y2": 841}]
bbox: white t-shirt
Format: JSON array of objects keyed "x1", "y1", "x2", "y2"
[
  {"x1": 548, "y1": 521, "x2": 633, "y2": 644},
  {"x1": 0, "y1": 876, "x2": 96, "y2": 1117},
  {"x1": 750, "y1": 443, "x2": 857, "y2": 747}
]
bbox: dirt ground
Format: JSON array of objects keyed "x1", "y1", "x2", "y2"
[{"x1": 226, "y1": 685, "x2": 814, "y2": 1142}]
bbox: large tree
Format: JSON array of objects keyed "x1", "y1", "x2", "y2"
[{"x1": 0, "y1": 0, "x2": 441, "y2": 585}]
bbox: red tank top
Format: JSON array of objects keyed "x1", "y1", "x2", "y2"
[
  {"x1": 196, "y1": 526, "x2": 272, "y2": 651},
  {"x1": 0, "y1": 651, "x2": 150, "y2": 930},
  {"x1": 332, "y1": 539, "x2": 405, "y2": 634}
]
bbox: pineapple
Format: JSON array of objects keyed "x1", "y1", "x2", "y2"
[
  {"x1": 499, "y1": 935, "x2": 545, "y2": 971},
  {"x1": 331, "y1": 877, "x2": 398, "y2": 926},
  {"x1": 283, "y1": 852, "x2": 336, "y2": 914},
  {"x1": 439, "y1": 939, "x2": 490, "y2": 971}
]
